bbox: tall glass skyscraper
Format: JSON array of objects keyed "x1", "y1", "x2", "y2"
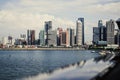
[
  {"x1": 98, "y1": 20, "x2": 103, "y2": 27},
  {"x1": 66, "y1": 28, "x2": 74, "y2": 47},
  {"x1": 116, "y1": 18, "x2": 120, "y2": 46},
  {"x1": 27, "y1": 30, "x2": 35, "y2": 45},
  {"x1": 44, "y1": 21, "x2": 52, "y2": 45},
  {"x1": 39, "y1": 30, "x2": 45, "y2": 46},
  {"x1": 116, "y1": 18, "x2": 120, "y2": 29},
  {"x1": 78, "y1": 18, "x2": 84, "y2": 45},
  {"x1": 76, "y1": 20, "x2": 82, "y2": 46},
  {"x1": 106, "y1": 19, "x2": 115, "y2": 44},
  {"x1": 98, "y1": 20, "x2": 107, "y2": 41}
]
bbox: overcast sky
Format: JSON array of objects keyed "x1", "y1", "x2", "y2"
[{"x1": 0, "y1": 0, "x2": 120, "y2": 43}]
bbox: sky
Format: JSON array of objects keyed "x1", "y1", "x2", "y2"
[{"x1": 0, "y1": 0, "x2": 120, "y2": 43}]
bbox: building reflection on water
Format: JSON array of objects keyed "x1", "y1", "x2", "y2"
[{"x1": 23, "y1": 53, "x2": 117, "y2": 80}]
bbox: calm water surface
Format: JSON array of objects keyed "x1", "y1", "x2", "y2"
[{"x1": 0, "y1": 50, "x2": 99, "y2": 80}]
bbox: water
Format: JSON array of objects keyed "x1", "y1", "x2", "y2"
[{"x1": 0, "y1": 50, "x2": 99, "y2": 80}]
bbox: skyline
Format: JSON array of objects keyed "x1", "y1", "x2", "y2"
[{"x1": 0, "y1": 0, "x2": 120, "y2": 43}]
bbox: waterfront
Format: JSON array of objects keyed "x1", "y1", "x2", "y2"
[{"x1": 0, "y1": 50, "x2": 99, "y2": 80}]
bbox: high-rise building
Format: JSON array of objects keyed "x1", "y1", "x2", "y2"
[
  {"x1": 106, "y1": 19, "x2": 115, "y2": 44},
  {"x1": 39, "y1": 30, "x2": 45, "y2": 46},
  {"x1": 27, "y1": 30, "x2": 35, "y2": 45},
  {"x1": 116, "y1": 18, "x2": 120, "y2": 29},
  {"x1": 78, "y1": 18, "x2": 84, "y2": 45},
  {"x1": 2, "y1": 37, "x2": 8, "y2": 45},
  {"x1": 99, "y1": 26, "x2": 107, "y2": 41},
  {"x1": 61, "y1": 31, "x2": 66, "y2": 46},
  {"x1": 93, "y1": 27, "x2": 99, "y2": 44},
  {"x1": 44, "y1": 21, "x2": 52, "y2": 45},
  {"x1": 114, "y1": 29, "x2": 119, "y2": 44},
  {"x1": 8, "y1": 36, "x2": 13, "y2": 45},
  {"x1": 98, "y1": 20, "x2": 107, "y2": 41},
  {"x1": 93, "y1": 20, "x2": 107, "y2": 46},
  {"x1": 48, "y1": 30, "x2": 57, "y2": 46},
  {"x1": 76, "y1": 20, "x2": 82, "y2": 46},
  {"x1": 98, "y1": 20, "x2": 103, "y2": 27},
  {"x1": 20, "y1": 34, "x2": 26, "y2": 40},
  {"x1": 66, "y1": 28, "x2": 74, "y2": 47},
  {"x1": 57, "y1": 28, "x2": 63, "y2": 46},
  {"x1": 116, "y1": 18, "x2": 120, "y2": 46}
]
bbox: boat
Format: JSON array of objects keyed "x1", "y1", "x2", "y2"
[
  {"x1": 99, "y1": 50, "x2": 113, "y2": 56},
  {"x1": 99, "y1": 51, "x2": 106, "y2": 56},
  {"x1": 91, "y1": 51, "x2": 96, "y2": 53}
]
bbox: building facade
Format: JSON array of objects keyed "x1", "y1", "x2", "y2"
[
  {"x1": 27, "y1": 30, "x2": 35, "y2": 45},
  {"x1": 2, "y1": 37, "x2": 8, "y2": 45},
  {"x1": 57, "y1": 28, "x2": 63, "y2": 46},
  {"x1": 116, "y1": 18, "x2": 120, "y2": 46},
  {"x1": 93, "y1": 27, "x2": 99, "y2": 44},
  {"x1": 98, "y1": 20, "x2": 107, "y2": 41},
  {"x1": 48, "y1": 30, "x2": 57, "y2": 46},
  {"x1": 61, "y1": 31, "x2": 66, "y2": 46},
  {"x1": 66, "y1": 28, "x2": 74, "y2": 47},
  {"x1": 44, "y1": 21, "x2": 52, "y2": 45},
  {"x1": 76, "y1": 20, "x2": 82, "y2": 46},
  {"x1": 106, "y1": 19, "x2": 115, "y2": 44},
  {"x1": 39, "y1": 30, "x2": 45, "y2": 46},
  {"x1": 78, "y1": 18, "x2": 84, "y2": 45},
  {"x1": 93, "y1": 20, "x2": 107, "y2": 46}
]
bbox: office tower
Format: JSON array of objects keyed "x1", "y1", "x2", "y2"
[
  {"x1": 20, "y1": 34, "x2": 26, "y2": 40},
  {"x1": 44, "y1": 21, "x2": 52, "y2": 45},
  {"x1": 48, "y1": 30, "x2": 57, "y2": 46},
  {"x1": 106, "y1": 19, "x2": 115, "y2": 44},
  {"x1": 78, "y1": 18, "x2": 84, "y2": 45},
  {"x1": 61, "y1": 31, "x2": 66, "y2": 46},
  {"x1": 98, "y1": 20, "x2": 103, "y2": 27},
  {"x1": 93, "y1": 20, "x2": 107, "y2": 46},
  {"x1": 116, "y1": 18, "x2": 120, "y2": 29},
  {"x1": 2, "y1": 37, "x2": 8, "y2": 45},
  {"x1": 66, "y1": 28, "x2": 74, "y2": 47},
  {"x1": 8, "y1": 36, "x2": 13, "y2": 45},
  {"x1": 39, "y1": 30, "x2": 45, "y2": 46},
  {"x1": 93, "y1": 27, "x2": 99, "y2": 44},
  {"x1": 57, "y1": 28, "x2": 63, "y2": 46},
  {"x1": 98, "y1": 20, "x2": 107, "y2": 41},
  {"x1": 114, "y1": 29, "x2": 119, "y2": 44},
  {"x1": 116, "y1": 18, "x2": 120, "y2": 46},
  {"x1": 70, "y1": 29, "x2": 74, "y2": 46},
  {"x1": 99, "y1": 26, "x2": 107, "y2": 41},
  {"x1": 27, "y1": 30, "x2": 35, "y2": 45},
  {"x1": 76, "y1": 20, "x2": 82, "y2": 46}
]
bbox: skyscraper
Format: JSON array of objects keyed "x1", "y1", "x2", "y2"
[
  {"x1": 76, "y1": 20, "x2": 82, "y2": 46},
  {"x1": 61, "y1": 31, "x2": 66, "y2": 46},
  {"x1": 66, "y1": 28, "x2": 74, "y2": 47},
  {"x1": 116, "y1": 18, "x2": 120, "y2": 29},
  {"x1": 116, "y1": 18, "x2": 120, "y2": 46},
  {"x1": 106, "y1": 19, "x2": 115, "y2": 44},
  {"x1": 39, "y1": 30, "x2": 45, "y2": 46},
  {"x1": 27, "y1": 30, "x2": 35, "y2": 45},
  {"x1": 48, "y1": 30, "x2": 57, "y2": 46},
  {"x1": 98, "y1": 20, "x2": 107, "y2": 41},
  {"x1": 78, "y1": 18, "x2": 84, "y2": 45},
  {"x1": 44, "y1": 21, "x2": 52, "y2": 45},
  {"x1": 93, "y1": 27, "x2": 99, "y2": 44},
  {"x1": 98, "y1": 20, "x2": 103, "y2": 27},
  {"x1": 93, "y1": 20, "x2": 107, "y2": 46},
  {"x1": 57, "y1": 28, "x2": 63, "y2": 46}
]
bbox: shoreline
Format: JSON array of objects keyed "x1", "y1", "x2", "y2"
[{"x1": 0, "y1": 47, "x2": 85, "y2": 51}]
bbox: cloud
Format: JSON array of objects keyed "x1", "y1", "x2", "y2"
[
  {"x1": 0, "y1": 0, "x2": 120, "y2": 42},
  {"x1": 0, "y1": 10, "x2": 75, "y2": 39}
]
